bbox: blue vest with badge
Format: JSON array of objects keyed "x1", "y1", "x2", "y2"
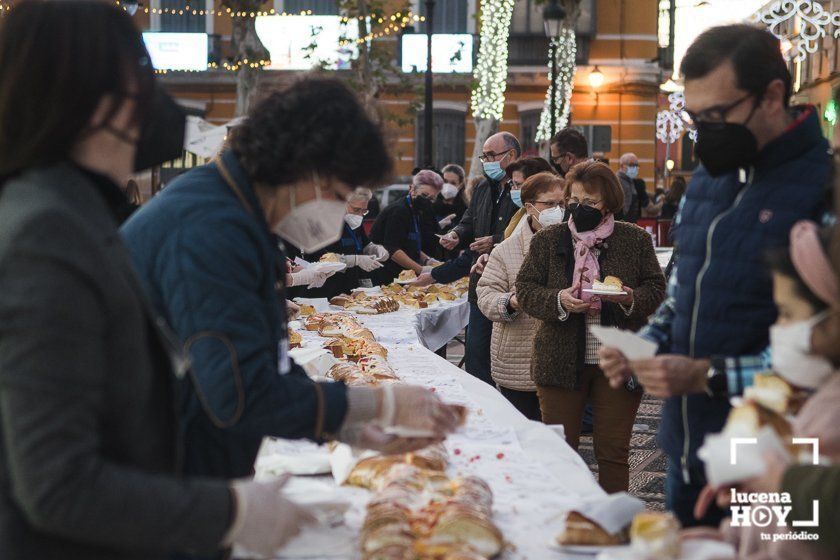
[{"x1": 659, "y1": 107, "x2": 831, "y2": 480}]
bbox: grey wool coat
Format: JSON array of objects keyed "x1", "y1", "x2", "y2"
[
  {"x1": 0, "y1": 164, "x2": 232, "y2": 560},
  {"x1": 515, "y1": 221, "x2": 666, "y2": 390}
]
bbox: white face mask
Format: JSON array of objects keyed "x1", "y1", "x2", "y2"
[
  {"x1": 344, "y1": 213, "x2": 364, "y2": 230},
  {"x1": 537, "y1": 206, "x2": 565, "y2": 227},
  {"x1": 441, "y1": 183, "x2": 459, "y2": 200},
  {"x1": 770, "y1": 311, "x2": 834, "y2": 389},
  {"x1": 275, "y1": 182, "x2": 346, "y2": 254}
]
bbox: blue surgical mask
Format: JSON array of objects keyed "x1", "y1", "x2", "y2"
[
  {"x1": 483, "y1": 161, "x2": 506, "y2": 182},
  {"x1": 510, "y1": 189, "x2": 523, "y2": 208},
  {"x1": 626, "y1": 165, "x2": 639, "y2": 179}
]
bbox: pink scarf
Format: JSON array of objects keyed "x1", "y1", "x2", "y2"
[{"x1": 568, "y1": 213, "x2": 616, "y2": 311}]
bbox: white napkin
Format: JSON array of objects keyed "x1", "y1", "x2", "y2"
[
  {"x1": 571, "y1": 492, "x2": 646, "y2": 535},
  {"x1": 698, "y1": 425, "x2": 791, "y2": 487},
  {"x1": 589, "y1": 326, "x2": 657, "y2": 361},
  {"x1": 287, "y1": 347, "x2": 338, "y2": 381}
]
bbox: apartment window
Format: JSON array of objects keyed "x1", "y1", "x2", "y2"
[
  {"x1": 519, "y1": 110, "x2": 542, "y2": 156},
  {"x1": 415, "y1": 109, "x2": 466, "y2": 168},
  {"x1": 160, "y1": 0, "x2": 205, "y2": 32},
  {"x1": 420, "y1": 0, "x2": 467, "y2": 34},
  {"x1": 283, "y1": 0, "x2": 339, "y2": 14}
]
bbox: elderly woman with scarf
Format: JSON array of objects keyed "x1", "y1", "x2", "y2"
[{"x1": 516, "y1": 161, "x2": 665, "y2": 493}]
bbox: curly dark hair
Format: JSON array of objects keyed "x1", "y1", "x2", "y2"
[{"x1": 229, "y1": 76, "x2": 393, "y2": 188}]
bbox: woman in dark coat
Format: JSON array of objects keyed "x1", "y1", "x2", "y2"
[{"x1": 516, "y1": 161, "x2": 666, "y2": 493}]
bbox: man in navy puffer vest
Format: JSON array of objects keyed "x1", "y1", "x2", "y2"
[{"x1": 599, "y1": 24, "x2": 831, "y2": 527}]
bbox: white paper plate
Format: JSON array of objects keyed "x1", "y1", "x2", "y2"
[
  {"x1": 582, "y1": 289, "x2": 628, "y2": 296},
  {"x1": 313, "y1": 262, "x2": 347, "y2": 273}
]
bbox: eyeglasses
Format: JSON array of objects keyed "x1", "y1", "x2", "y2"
[
  {"x1": 347, "y1": 206, "x2": 369, "y2": 216},
  {"x1": 680, "y1": 93, "x2": 755, "y2": 132},
  {"x1": 533, "y1": 200, "x2": 564, "y2": 208},
  {"x1": 568, "y1": 197, "x2": 602, "y2": 207},
  {"x1": 551, "y1": 152, "x2": 571, "y2": 164},
  {"x1": 479, "y1": 149, "x2": 512, "y2": 163}
]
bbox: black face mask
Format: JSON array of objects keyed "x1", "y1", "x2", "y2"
[
  {"x1": 133, "y1": 86, "x2": 187, "y2": 171},
  {"x1": 412, "y1": 194, "x2": 434, "y2": 212},
  {"x1": 569, "y1": 202, "x2": 603, "y2": 232},
  {"x1": 694, "y1": 100, "x2": 760, "y2": 177},
  {"x1": 552, "y1": 161, "x2": 567, "y2": 177}
]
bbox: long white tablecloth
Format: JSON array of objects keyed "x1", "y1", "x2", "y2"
[{"x1": 257, "y1": 299, "x2": 606, "y2": 559}]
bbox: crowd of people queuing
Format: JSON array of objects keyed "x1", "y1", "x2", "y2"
[{"x1": 0, "y1": 2, "x2": 839, "y2": 559}]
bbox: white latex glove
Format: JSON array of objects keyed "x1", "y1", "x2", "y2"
[
  {"x1": 289, "y1": 268, "x2": 333, "y2": 288},
  {"x1": 420, "y1": 266, "x2": 434, "y2": 274},
  {"x1": 339, "y1": 254, "x2": 357, "y2": 268},
  {"x1": 426, "y1": 258, "x2": 443, "y2": 266},
  {"x1": 225, "y1": 475, "x2": 316, "y2": 558},
  {"x1": 384, "y1": 384, "x2": 462, "y2": 436},
  {"x1": 355, "y1": 255, "x2": 383, "y2": 272},
  {"x1": 363, "y1": 243, "x2": 389, "y2": 262}
]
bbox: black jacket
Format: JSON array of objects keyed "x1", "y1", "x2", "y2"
[
  {"x1": 0, "y1": 164, "x2": 231, "y2": 560},
  {"x1": 451, "y1": 177, "x2": 516, "y2": 300}
]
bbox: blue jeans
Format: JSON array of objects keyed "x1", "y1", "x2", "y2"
[
  {"x1": 665, "y1": 458, "x2": 729, "y2": 528},
  {"x1": 465, "y1": 301, "x2": 493, "y2": 386}
]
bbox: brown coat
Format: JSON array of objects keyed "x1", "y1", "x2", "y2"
[{"x1": 515, "y1": 221, "x2": 666, "y2": 389}]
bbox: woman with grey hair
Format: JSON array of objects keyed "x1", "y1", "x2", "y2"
[
  {"x1": 298, "y1": 186, "x2": 389, "y2": 298},
  {"x1": 370, "y1": 169, "x2": 444, "y2": 283}
]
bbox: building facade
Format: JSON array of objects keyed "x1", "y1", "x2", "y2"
[{"x1": 132, "y1": 0, "x2": 666, "y2": 184}]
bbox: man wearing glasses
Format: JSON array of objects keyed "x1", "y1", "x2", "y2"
[
  {"x1": 299, "y1": 187, "x2": 388, "y2": 298},
  {"x1": 440, "y1": 132, "x2": 521, "y2": 385},
  {"x1": 598, "y1": 24, "x2": 831, "y2": 527}
]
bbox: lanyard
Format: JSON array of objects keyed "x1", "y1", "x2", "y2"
[
  {"x1": 215, "y1": 156, "x2": 287, "y2": 280},
  {"x1": 405, "y1": 195, "x2": 423, "y2": 254}
]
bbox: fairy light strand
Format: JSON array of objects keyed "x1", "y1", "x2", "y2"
[
  {"x1": 471, "y1": 0, "x2": 515, "y2": 121},
  {"x1": 536, "y1": 27, "x2": 576, "y2": 142}
]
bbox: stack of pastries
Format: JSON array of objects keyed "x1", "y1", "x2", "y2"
[
  {"x1": 330, "y1": 293, "x2": 401, "y2": 314},
  {"x1": 356, "y1": 446, "x2": 504, "y2": 560}
]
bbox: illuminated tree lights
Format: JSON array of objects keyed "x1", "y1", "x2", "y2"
[
  {"x1": 471, "y1": 0, "x2": 515, "y2": 122},
  {"x1": 536, "y1": 27, "x2": 576, "y2": 142}
]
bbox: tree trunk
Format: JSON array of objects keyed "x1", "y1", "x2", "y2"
[
  {"x1": 227, "y1": 6, "x2": 270, "y2": 116},
  {"x1": 355, "y1": 0, "x2": 379, "y2": 119},
  {"x1": 468, "y1": 117, "x2": 498, "y2": 180}
]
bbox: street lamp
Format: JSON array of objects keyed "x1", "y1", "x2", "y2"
[
  {"x1": 588, "y1": 66, "x2": 604, "y2": 89},
  {"x1": 423, "y1": 0, "x2": 436, "y2": 168},
  {"x1": 543, "y1": 0, "x2": 566, "y2": 140}
]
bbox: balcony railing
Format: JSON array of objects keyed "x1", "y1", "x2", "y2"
[{"x1": 507, "y1": 33, "x2": 590, "y2": 67}]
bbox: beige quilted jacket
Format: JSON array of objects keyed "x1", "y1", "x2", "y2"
[{"x1": 476, "y1": 217, "x2": 538, "y2": 391}]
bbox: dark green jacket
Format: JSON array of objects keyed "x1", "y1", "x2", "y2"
[{"x1": 784, "y1": 464, "x2": 840, "y2": 553}]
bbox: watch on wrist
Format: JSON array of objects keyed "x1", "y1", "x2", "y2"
[{"x1": 705, "y1": 357, "x2": 728, "y2": 397}]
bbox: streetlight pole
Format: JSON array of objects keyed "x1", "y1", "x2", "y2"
[{"x1": 423, "y1": 0, "x2": 435, "y2": 168}]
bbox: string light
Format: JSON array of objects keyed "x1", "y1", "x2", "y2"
[
  {"x1": 338, "y1": 13, "x2": 422, "y2": 47},
  {"x1": 471, "y1": 0, "x2": 515, "y2": 121},
  {"x1": 536, "y1": 27, "x2": 576, "y2": 142}
]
